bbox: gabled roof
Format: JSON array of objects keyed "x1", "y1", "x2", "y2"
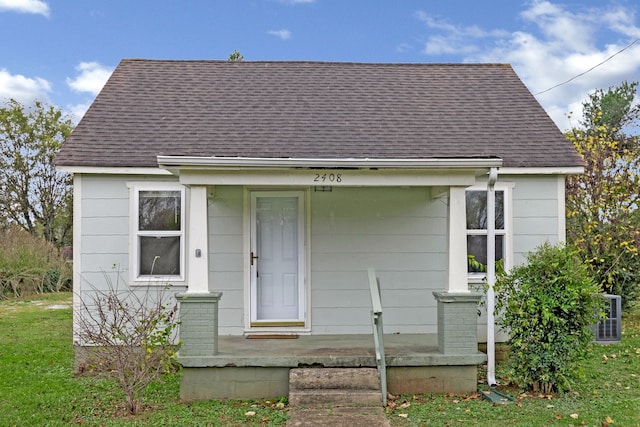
[{"x1": 56, "y1": 59, "x2": 583, "y2": 169}]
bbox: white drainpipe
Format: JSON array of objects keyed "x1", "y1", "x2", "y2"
[{"x1": 486, "y1": 167, "x2": 498, "y2": 387}]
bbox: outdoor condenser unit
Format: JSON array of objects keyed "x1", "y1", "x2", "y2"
[{"x1": 593, "y1": 294, "x2": 622, "y2": 344}]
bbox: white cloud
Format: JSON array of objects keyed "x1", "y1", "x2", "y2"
[
  {"x1": 415, "y1": 0, "x2": 640, "y2": 132},
  {"x1": 268, "y1": 29, "x2": 292, "y2": 40},
  {"x1": 0, "y1": 0, "x2": 49, "y2": 16},
  {"x1": 66, "y1": 61, "x2": 114, "y2": 96},
  {"x1": 0, "y1": 68, "x2": 51, "y2": 104},
  {"x1": 416, "y1": 11, "x2": 508, "y2": 55},
  {"x1": 66, "y1": 102, "x2": 91, "y2": 123}
]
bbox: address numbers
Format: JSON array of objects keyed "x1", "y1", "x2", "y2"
[{"x1": 313, "y1": 173, "x2": 342, "y2": 183}]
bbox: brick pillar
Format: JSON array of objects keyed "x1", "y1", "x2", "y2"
[
  {"x1": 432, "y1": 292, "x2": 482, "y2": 354},
  {"x1": 175, "y1": 292, "x2": 223, "y2": 357}
]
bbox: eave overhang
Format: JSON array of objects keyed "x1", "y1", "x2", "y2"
[
  {"x1": 156, "y1": 156, "x2": 504, "y2": 187},
  {"x1": 157, "y1": 155, "x2": 504, "y2": 170}
]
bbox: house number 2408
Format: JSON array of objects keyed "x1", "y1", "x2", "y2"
[{"x1": 313, "y1": 173, "x2": 342, "y2": 183}]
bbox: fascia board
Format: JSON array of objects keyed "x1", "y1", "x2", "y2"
[
  {"x1": 498, "y1": 166, "x2": 584, "y2": 175},
  {"x1": 56, "y1": 166, "x2": 173, "y2": 175},
  {"x1": 156, "y1": 155, "x2": 503, "y2": 170}
]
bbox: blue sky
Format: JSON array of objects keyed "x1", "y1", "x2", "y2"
[{"x1": 1, "y1": 0, "x2": 639, "y2": 131}]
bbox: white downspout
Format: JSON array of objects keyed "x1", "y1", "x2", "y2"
[{"x1": 486, "y1": 167, "x2": 498, "y2": 387}]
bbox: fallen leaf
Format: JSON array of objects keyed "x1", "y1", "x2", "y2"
[
  {"x1": 546, "y1": 404, "x2": 555, "y2": 408},
  {"x1": 244, "y1": 411, "x2": 256, "y2": 417},
  {"x1": 570, "y1": 413, "x2": 579, "y2": 419},
  {"x1": 398, "y1": 413, "x2": 408, "y2": 418},
  {"x1": 400, "y1": 402, "x2": 411, "y2": 408},
  {"x1": 276, "y1": 402, "x2": 285, "y2": 409},
  {"x1": 452, "y1": 399, "x2": 460, "y2": 404},
  {"x1": 605, "y1": 416, "x2": 614, "y2": 423},
  {"x1": 555, "y1": 414, "x2": 562, "y2": 420}
]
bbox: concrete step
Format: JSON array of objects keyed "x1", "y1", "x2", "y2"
[
  {"x1": 289, "y1": 367, "x2": 380, "y2": 391},
  {"x1": 289, "y1": 388, "x2": 383, "y2": 408},
  {"x1": 286, "y1": 407, "x2": 391, "y2": 427}
]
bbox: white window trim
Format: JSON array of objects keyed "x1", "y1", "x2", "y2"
[
  {"x1": 467, "y1": 182, "x2": 513, "y2": 284},
  {"x1": 129, "y1": 182, "x2": 186, "y2": 285}
]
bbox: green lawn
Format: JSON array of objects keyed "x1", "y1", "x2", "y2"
[{"x1": 1, "y1": 293, "x2": 638, "y2": 426}]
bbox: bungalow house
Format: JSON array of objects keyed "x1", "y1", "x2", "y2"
[{"x1": 56, "y1": 60, "x2": 583, "y2": 401}]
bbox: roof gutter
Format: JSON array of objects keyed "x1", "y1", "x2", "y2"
[{"x1": 157, "y1": 155, "x2": 503, "y2": 169}]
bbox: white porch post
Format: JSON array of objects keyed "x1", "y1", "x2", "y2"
[
  {"x1": 447, "y1": 186, "x2": 469, "y2": 292},
  {"x1": 187, "y1": 185, "x2": 209, "y2": 293},
  {"x1": 432, "y1": 185, "x2": 481, "y2": 355}
]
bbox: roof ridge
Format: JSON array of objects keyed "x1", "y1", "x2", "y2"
[{"x1": 119, "y1": 58, "x2": 512, "y2": 67}]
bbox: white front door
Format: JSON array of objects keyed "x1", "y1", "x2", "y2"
[{"x1": 250, "y1": 191, "x2": 306, "y2": 325}]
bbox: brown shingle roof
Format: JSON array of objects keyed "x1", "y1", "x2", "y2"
[{"x1": 56, "y1": 60, "x2": 583, "y2": 168}]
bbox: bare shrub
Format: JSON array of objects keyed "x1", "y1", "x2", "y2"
[
  {"x1": 0, "y1": 226, "x2": 71, "y2": 299},
  {"x1": 74, "y1": 274, "x2": 180, "y2": 415}
]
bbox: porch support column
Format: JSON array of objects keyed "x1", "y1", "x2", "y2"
[
  {"x1": 187, "y1": 185, "x2": 209, "y2": 293},
  {"x1": 175, "y1": 292, "x2": 223, "y2": 356},
  {"x1": 446, "y1": 186, "x2": 469, "y2": 292},
  {"x1": 433, "y1": 291, "x2": 482, "y2": 354}
]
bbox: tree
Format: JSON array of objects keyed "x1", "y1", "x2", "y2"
[
  {"x1": 0, "y1": 99, "x2": 73, "y2": 246},
  {"x1": 580, "y1": 81, "x2": 639, "y2": 140},
  {"x1": 566, "y1": 82, "x2": 640, "y2": 307},
  {"x1": 228, "y1": 50, "x2": 244, "y2": 61}
]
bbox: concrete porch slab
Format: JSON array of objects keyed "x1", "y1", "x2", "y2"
[
  {"x1": 178, "y1": 334, "x2": 487, "y2": 400},
  {"x1": 178, "y1": 334, "x2": 486, "y2": 368}
]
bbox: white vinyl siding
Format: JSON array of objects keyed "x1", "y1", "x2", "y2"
[
  {"x1": 209, "y1": 186, "x2": 245, "y2": 335},
  {"x1": 76, "y1": 175, "x2": 185, "y2": 290},
  {"x1": 309, "y1": 187, "x2": 444, "y2": 335},
  {"x1": 76, "y1": 174, "x2": 566, "y2": 341}
]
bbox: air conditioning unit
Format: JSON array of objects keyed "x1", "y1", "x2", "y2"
[{"x1": 593, "y1": 294, "x2": 622, "y2": 344}]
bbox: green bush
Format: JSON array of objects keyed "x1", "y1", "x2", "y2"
[
  {"x1": 494, "y1": 242, "x2": 603, "y2": 393},
  {"x1": 0, "y1": 226, "x2": 72, "y2": 298}
]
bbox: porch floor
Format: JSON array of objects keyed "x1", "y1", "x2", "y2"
[{"x1": 178, "y1": 334, "x2": 486, "y2": 368}]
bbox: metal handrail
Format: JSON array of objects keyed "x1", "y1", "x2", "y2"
[{"x1": 368, "y1": 268, "x2": 387, "y2": 406}]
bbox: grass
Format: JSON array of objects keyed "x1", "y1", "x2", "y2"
[
  {"x1": 0, "y1": 293, "x2": 287, "y2": 426},
  {"x1": 1, "y1": 293, "x2": 639, "y2": 426},
  {"x1": 386, "y1": 313, "x2": 640, "y2": 426}
]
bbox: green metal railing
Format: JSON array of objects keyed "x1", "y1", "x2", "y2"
[{"x1": 368, "y1": 268, "x2": 387, "y2": 406}]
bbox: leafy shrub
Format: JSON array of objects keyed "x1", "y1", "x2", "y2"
[
  {"x1": 494, "y1": 243, "x2": 603, "y2": 393},
  {"x1": 0, "y1": 226, "x2": 72, "y2": 298}
]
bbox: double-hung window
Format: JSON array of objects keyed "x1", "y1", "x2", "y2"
[
  {"x1": 133, "y1": 185, "x2": 185, "y2": 281},
  {"x1": 466, "y1": 186, "x2": 509, "y2": 278}
]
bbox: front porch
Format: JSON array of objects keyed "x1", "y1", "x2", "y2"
[
  {"x1": 176, "y1": 290, "x2": 486, "y2": 401},
  {"x1": 179, "y1": 333, "x2": 486, "y2": 400}
]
